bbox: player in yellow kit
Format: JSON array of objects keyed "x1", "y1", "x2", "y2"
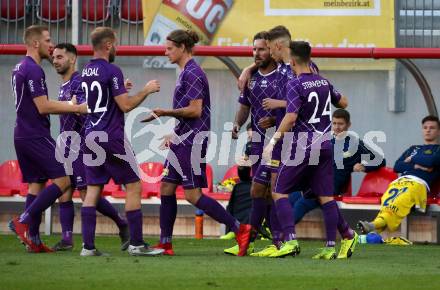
[{"x1": 358, "y1": 116, "x2": 440, "y2": 234}]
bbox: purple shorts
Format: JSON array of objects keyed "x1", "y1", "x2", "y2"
[
  {"x1": 84, "y1": 137, "x2": 140, "y2": 185},
  {"x1": 252, "y1": 162, "x2": 271, "y2": 186},
  {"x1": 14, "y1": 137, "x2": 67, "y2": 183},
  {"x1": 274, "y1": 148, "x2": 334, "y2": 196},
  {"x1": 248, "y1": 144, "x2": 270, "y2": 186},
  {"x1": 70, "y1": 153, "x2": 87, "y2": 190},
  {"x1": 162, "y1": 143, "x2": 207, "y2": 189},
  {"x1": 268, "y1": 142, "x2": 282, "y2": 173}
]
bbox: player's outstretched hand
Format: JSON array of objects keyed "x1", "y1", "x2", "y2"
[
  {"x1": 353, "y1": 163, "x2": 366, "y2": 172},
  {"x1": 124, "y1": 78, "x2": 133, "y2": 91},
  {"x1": 71, "y1": 95, "x2": 77, "y2": 105},
  {"x1": 145, "y1": 80, "x2": 160, "y2": 94},
  {"x1": 140, "y1": 114, "x2": 157, "y2": 123},
  {"x1": 140, "y1": 108, "x2": 166, "y2": 123},
  {"x1": 77, "y1": 103, "x2": 88, "y2": 114},
  {"x1": 258, "y1": 116, "x2": 275, "y2": 129},
  {"x1": 158, "y1": 134, "x2": 173, "y2": 150}
]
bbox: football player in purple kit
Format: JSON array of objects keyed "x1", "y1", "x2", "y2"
[
  {"x1": 8, "y1": 26, "x2": 87, "y2": 253},
  {"x1": 79, "y1": 27, "x2": 163, "y2": 256},
  {"x1": 50, "y1": 43, "x2": 130, "y2": 252},
  {"x1": 236, "y1": 25, "x2": 305, "y2": 257},
  {"x1": 262, "y1": 41, "x2": 356, "y2": 259},
  {"x1": 141, "y1": 29, "x2": 251, "y2": 256},
  {"x1": 224, "y1": 31, "x2": 278, "y2": 256}
]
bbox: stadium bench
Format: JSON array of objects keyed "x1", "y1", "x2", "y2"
[
  {"x1": 342, "y1": 167, "x2": 397, "y2": 204},
  {"x1": 0, "y1": 160, "x2": 26, "y2": 196},
  {"x1": 104, "y1": 179, "x2": 121, "y2": 197},
  {"x1": 119, "y1": 0, "x2": 143, "y2": 23},
  {"x1": 37, "y1": 0, "x2": 68, "y2": 22},
  {"x1": 139, "y1": 162, "x2": 163, "y2": 198}
]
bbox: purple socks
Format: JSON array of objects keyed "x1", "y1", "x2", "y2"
[
  {"x1": 126, "y1": 209, "x2": 144, "y2": 246},
  {"x1": 270, "y1": 200, "x2": 283, "y2": 246},
  {"x1": 322, "y1": 200, "x2": 338, "y2": 247},
  {"x1": 20, "y1": 184, "x2": 63, "y2": 225},
  {"x1": 25, "y1": 194, "x2": 41, "y2": 240},
  {"x1": 249, "y1": 197, "x2": 267, "y2": 229},
  {"x1": 59, "y1": 201, "x2": 74, "y2": 244},
  {"x1": 81, "y1": 206, "x2": 96, "y2": 250},
  {"x1": 195, "y1": 194, "x2": 239, "y2": 233},
  {"x1": 159, "y1": 195, "x2": 177, "y2": 244},
  {"x1": 275, "y1": 198, "x2": 296, "y2": 241},
  {"x1": 336, "y1": 205, "x2": 354, "y2": 239},
  {"x1": 97, "y1": 197, "x2": 127, "y2": 229}
]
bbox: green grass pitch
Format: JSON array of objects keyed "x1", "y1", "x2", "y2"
[{"x1": 1, "y1": 235, "x2": 439, "y2": 290}]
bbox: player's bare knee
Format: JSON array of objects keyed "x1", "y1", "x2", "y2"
[
  {"x1": 272, "y1": 192, "x2": 284, "y2": 201},
  {"x1": 53, "y1": 176, "x2": 71, "y2": 192},
  {"x1": 184, "y1": 189, "x2": 202, "y2": 205},
  {"x1": 58, "y1": 190, "x2": 72, "y2": 203},
  {"x1": 125, "y1": 181, "x2": 142, "y2": 196},
  {"x1": 160, "y1": 182, "x2": 177, "y2": 196},
  {"x1": 318, "y1": 196, "x2": 334, "y2": 205},
  {"x1": 79, "y1": 190, "x2": 87, "y2": 201},
  {"x1": 28, "y1": 182, "x2": 46, "y2": 195},
  {"x1": 251, "y1": 183, "x2": 266, "y2": 199}
]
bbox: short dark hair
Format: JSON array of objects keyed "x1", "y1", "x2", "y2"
[
  {"x1": 166, "y1": 29, "x2": 199, "y2": 53},
  {"x1": 333, "y1": 109, "x2": 350, "y2": 123},
  {"x1": 54, "y1": 43, "x2": 77, "y2": 56},
  {"x1": 246, "y1": 123, "x2": 252, "y2": 131},
  {"x1": 422, "y1": 115, "x2": 440, "y2": 127},
  {"x1": 91, "y1": 27, "x2": 116, "y2": 49},
  {"x1": 267, "y1": 25, "x2": 291, "y2": 41},
  {"x1": 289, "y1": 41, "x2": 311, "y2": 64},
  {"x1": 23, "y1": 25, "x2": 48, "y2": 45},
  {"x1": 253, "y1": 31, "x2": 269, "y2": 42}
]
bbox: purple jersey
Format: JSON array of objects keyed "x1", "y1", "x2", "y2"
[
  {"x1": 274, "y1": 62, "x2": 320, "y2": 128},
  {"x1": 274, "y1": 63, "x2": 294, "y2": 128},
  {"x1": 58, "y1": 71, "x2": 86, "y2": 137},
  {"x1": 286, "y1": 73, "x2": 342, "y2": 150},
  {"x1": 82, "y1": 59, "x2": 127, "y2": 140},
  {"x1": 12, "y1": 56, "x2": 51, "y2": 139},
  {"x1": 173, "y1": 59, "x2": 210, "y2": 146},
  {"x1": 238, "y1": 69, "x2": 277, "y2": 151}
]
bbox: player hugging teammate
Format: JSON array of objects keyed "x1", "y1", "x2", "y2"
[{"x1": 9, "y1": 24, "x2": 360, "y2": 260}]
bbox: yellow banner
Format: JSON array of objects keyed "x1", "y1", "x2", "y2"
[{"x1": 142, "y1": 0, "x2": 395, "y2": 70}]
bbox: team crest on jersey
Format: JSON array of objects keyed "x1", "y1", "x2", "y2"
[
  {"x1": 249, "y1": 79, "x2": 256, "y2": 89},
  {"x1": 424, "y1": 149, "x2": 433, "y2": 155}
]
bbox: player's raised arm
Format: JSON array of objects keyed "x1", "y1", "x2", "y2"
[
  {"x1": 335, "y1": 95, "x2": 348, "y2": 109},
  {"x1": 156, "y1": 98, "x2": 204, "y2": 119},
  {"x1": 237, "y1": 63, "x2": 258, "y2": 91},
  {"x1": 114, "y1": 79, "x2": 160, "y2": 113},
  {"x1": 33, "y1": 95, "x2": 86, "y2": 115}
]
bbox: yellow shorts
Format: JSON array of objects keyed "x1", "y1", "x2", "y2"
[{"x1": 374, "y1": 210, "x2": 403, "y2": 232}]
